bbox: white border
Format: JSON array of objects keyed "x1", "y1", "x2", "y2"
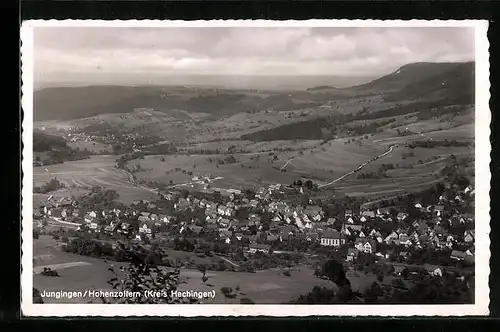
[{"x1": 21, "y1": 19, "x2": 490, "y2": 317}]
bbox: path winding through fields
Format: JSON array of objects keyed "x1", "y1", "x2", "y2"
[{"x1": 318, "y1": 144, "x2": 397, "y2": 189}]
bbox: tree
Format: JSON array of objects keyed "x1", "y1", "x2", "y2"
[
  {"x1": 33, "y1": 288, "x2": 44, "y2": 303},
  {"x1": 315, "y1": 259, "x2": 357, "y2": 303},
  {"x1": 106, "y1": 243, "x2": 189, "y2": 304}
]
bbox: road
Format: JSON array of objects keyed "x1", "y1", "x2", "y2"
[
  {"x1": 318, "y1": 145, "x2": 397, "y2": 189},
  {"x1": 280, "y1": 157, "x2": 295, "y2": 171}
]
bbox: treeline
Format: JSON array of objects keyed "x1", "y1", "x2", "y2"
[
  {"x1": 33, "y1": 178, "x2": 65, "y2": 194},
  {"x1": 408, "y1": 139, "x2": 472, "y2": 149},
  {"x1": 241, "y1": 115, "x2": 394, "y2": 142},
  {"x1": 292, "y1": 259, "x2": 473, "y2": 304},
  {"x1": 345, "y1": 119, "x2": 396, "y2": 136},
  {"x1": 33, "y1": 132, "x2": 92, "y2": 166},
  {"x1": 33, "y1": 131, "x2": 68, "y2": 152},
  {"x1": 143, "y1": 142, "x2": 177, "y2": 155},
  {"x1": 241, "y1": 117, "x2": 336, "y2": 141}
]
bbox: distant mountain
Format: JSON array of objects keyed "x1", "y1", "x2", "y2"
[
  {"x1": 383, "y1": 62, "x2": 474, "y2": 104},
  {"x1": 33, "y1": 85, "x2": 324, "y2": 121},
  {"x1": 33, "y1": 85, "x2": 262, "y2": 121},
  {"x1": 349, "y1": 62, "x2": 474, "y2": 100}
]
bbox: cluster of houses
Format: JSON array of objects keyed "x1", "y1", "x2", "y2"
[{"x1": 35, "y1": 181, "x2": 475, "y2": 271}]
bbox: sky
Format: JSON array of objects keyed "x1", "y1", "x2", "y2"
[{"x1": 33, "y1": 26, "x2": 475, "y2": 88}]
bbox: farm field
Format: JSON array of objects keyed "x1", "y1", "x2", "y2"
[
  {"x1": 130, "y1": 153, "x2": 300, "y2": 189},
  {"x1": 33, "y1": 156, "x2": 158, "y2": 204},
  {"x1": 129, "y1": 120, "x2": 474, "y2": 196}
]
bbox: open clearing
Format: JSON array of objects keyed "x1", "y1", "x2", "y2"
[
  {"x1": 33, "y1": 156, "x2": 158, "y2": 204},
  {"x1": 33, "y1": 236, "x2": 334, "y2": 304}
]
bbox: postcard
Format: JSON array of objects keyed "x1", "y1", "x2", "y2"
[{"x1": 21, "y1": 19, "x2": 490, "y2": 316}]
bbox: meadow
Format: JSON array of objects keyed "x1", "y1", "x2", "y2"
[
  {"x1": 33, "y1": 155, "x2": 158, "y2": 204},
  {"x1": 33, "y1": 236, "x2": 335, "y2": 304}
]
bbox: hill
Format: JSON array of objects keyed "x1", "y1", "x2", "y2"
[
  {"x1": 351, "y1": 62, "x2": 470, "y2": 95},
  {"x1": 34, "y1": 85, "x2": 325, "y2": 121},
  {"x1": 383, "y1": 62, "x2": 475, "y2": 104}
]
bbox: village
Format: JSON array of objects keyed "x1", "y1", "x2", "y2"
[{"x1": 34, "y1": 172, "x2": 476, "y2": 281}]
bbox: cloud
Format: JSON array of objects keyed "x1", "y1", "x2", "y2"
[{"x1": 33, "y1": 26, "x2": 475, "y2": 84}]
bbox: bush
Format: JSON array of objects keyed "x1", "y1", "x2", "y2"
[
  {"x1": 33, "y1": 229, "x2": 40, "y2": 240},
  {"x1": 283, "y1": 270, "x2": 291, "y2": 277}
]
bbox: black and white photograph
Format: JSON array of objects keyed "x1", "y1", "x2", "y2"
[{"x1": 21, "y1": 20, "x2": 490, "y2": 316}]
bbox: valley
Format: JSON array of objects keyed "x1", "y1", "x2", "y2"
[{"x1": 31, "y1": 61, "x2": 476, "y2": 305}]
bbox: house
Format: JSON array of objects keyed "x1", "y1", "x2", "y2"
[
  {"x1": 185, "y1": 226, "x2": 201, "y2": 235},
  {"x1": 345, "y1": 209, "x2": 353, "y2": 217},
  {"x1": 304, "y1": 220, "x2": 314, "y2": 229},
  {"x1": 361, "y1": 210, "x2": 375, "y2": 219},
  {"x1": 399, "y1": 236, "x2": 413, "y2": 247},
  {"x1": 346, "y1": 216, "x2": 355, "y2": 224},
  {"x1": 89, "y1": 222, "x2": 99, "y2": 232},
  {"x1": 434, "y1": 205, "x2": 444, "y2": 216},
  {"x1": 174, "y1": 198, "x2": 190, "y2": 211},
  {"x1": 340, "y1": 224, "x2": 351, "y2": 236},
  {"x1": 346, "y1": 248, "x2": 358, "y2": 262},
  {"x1": 397, "y1": 212, "x2": 408, "y2": 222},
  {"x1": 248, "y1": 243, "x2": 271, "y2": 254},
  {"x1": 384, "y1": 232, "x2": 399, "y2": 244},
  {"x1": 104, "y1": 223, "x2": 118, "y2": 234},
  {"x1": 326, "y1": 217, "x2": 336, "y2": 225},
  {"x1": 304, "y1": 231, "x2": 319, "y2": 242},
  {"x1": 139, "y1": 224, "x2": 152, "y2": 235},
  {"x1": 218, "y1": 218, "x2": 231, "y2": 228},
  {"x1": 346, "y1": 224, "x2": 363, "y2": 232},
  {"x1": 424, "y1": 264, "x2": 443, "y2": 277},
  {"x1": 359, "y1": 231, "x2": 366, "y2": 238},
  {"x1": 376, "y1": 207, "x2": 391, "y2": 216},
  {"x1": 393, "y1": 266, "x2": 407, "y2": 276},
  {"x1": 119, "y1": 222, "x2": 130, "y2": 234},
  {"x1": 359, "y1": 216, "x2": 367, "y2": 223},
  {"x1": 354, "y1": 239, "x2": 375, "y2": 254},
  {"x1": 450, "y1": 250, "x2": 467, "y2": 261},
  {"x1": 369, "y1": 229, "x2": 381, "y2": 238},
  {"x1": 464, "y1": 230, "x2": 475, "y2": 243},
  {"x1": 138, "y1": 212, "x2": 151, "y2": 223},
  {"x1": 320, "y1": 229, "x2": 345, "y2": 247},
  {"x1": 304, "y1": 206, "x2": 323, "y2": 221}
]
